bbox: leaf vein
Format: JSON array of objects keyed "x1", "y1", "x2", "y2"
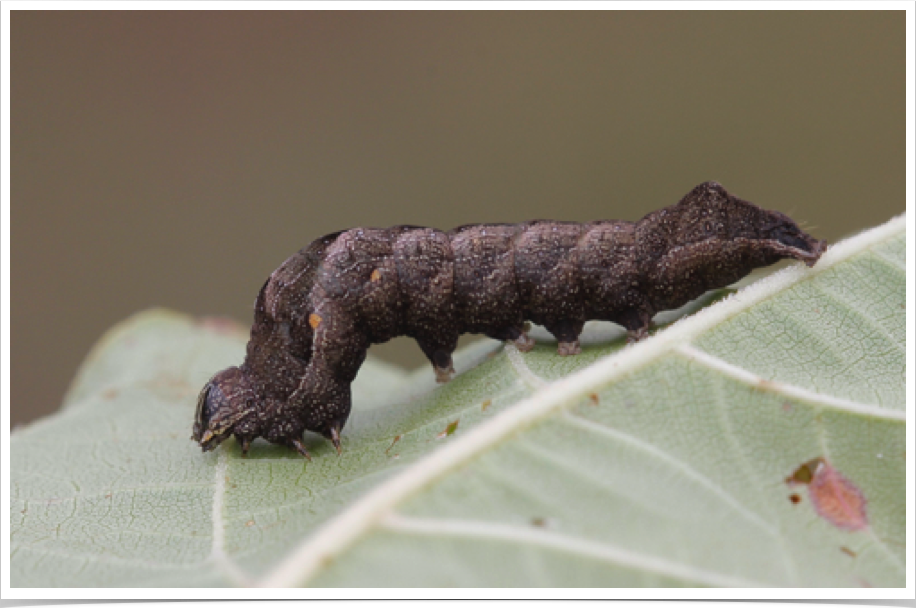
[
  {"x1": 559, "y1": 411, "x2": 778, "y2": 536},
  {"x1": 505, "y1": 344, "x2": 549, "y2": 389},
  {"x1": 380, "y1": 514, "x2": 767, "y2": 588},
  {"x1": 210, "y1": 450, "x2": 252, "y2": 586},
  {"x1": 675, "y1": 345, "x2": 905, "y2": 420}
]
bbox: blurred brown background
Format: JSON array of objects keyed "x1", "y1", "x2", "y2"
[{"x1": 11, "y1": 11, "x2": 904, "y2": 428}]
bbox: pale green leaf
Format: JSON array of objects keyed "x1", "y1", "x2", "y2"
[{"x1": 10, "y1": 215, "x2": 905, "y2": 587}]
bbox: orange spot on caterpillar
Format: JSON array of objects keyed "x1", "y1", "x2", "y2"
[
  {"x1": 787, "y1": 457, "x2": 868, "y2": 531},
  {"x1": 309, "y1": 314, "x2": 322, "y2": 329},
  {"x1": 370, "y1": 269, "x2": 382, "y2": 282}
]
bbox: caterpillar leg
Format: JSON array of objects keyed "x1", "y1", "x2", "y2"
[
  {"x1": 285, "y1": 307, "x2": 367, "y2": 455},
  {"x1": 287, "y1": 358, "x2": 355, "y2": 455},
  {"x1": 487, "y1": 323, "x2": 535, "y2": 353},
  {"x1": 626, "y1": 327, "x2": 650, "y2": 344},
  {"x1": 239, "y1": 437, "x2": 252, "y2": 457},
  {"x1": 328, "y1": 425, "x2": 342, "y2": 455},
  {"x1": 544, "y1": 319, "x2": 585, "y2": 356},
  {"x1": 433, "y1": 352, "x2": 456, "y2": 384},
  {"x1": 616, "y1": 309, "x2": 653, "y2": 344},
  {"x1": 287, "y1": 437, "x2": 312, "y2": 461},
  {"x1": 416, "y1": 335, "x2": 459, "y2": 383}
]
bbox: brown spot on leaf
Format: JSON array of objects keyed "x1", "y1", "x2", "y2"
[
  {"x1": 436, "y1": 419, "x2": 459, "y2": 439},
  {"x1": 786, "y1": 458, "x2": 818, "y2": 485},
  {"x1": 481, "y1": 399, "x2": 492, "y2": 412},
  {"x1": 385, "y1": 435, "x2": 401, "y2": 455},
  {"x1": 589, "y1": 393, "x2": 600, "y2": 406},
  {"x1": 756, "y1": 378, "x2": 776, "y2": 391},
  {"x1": 245, "y1": 520, "x2": 255, "y2": 527},
  {"x1": 531, "y1": 517, "x2": 548, "y2": 527},
  {"x1": 308, "y1": 314, "x2": 322, "y2": 329},
  {"x1": 840, "y1": 546, "x2": 857, "y2": 558},
  {"x1": 103, "y1": 388, "x2": 119, "y2": 400},
  {"x1": 789, "y1": 493, "x2": 801, "y2": 504},
  {"x1": 787, "y1": 457, "x2": 868, "y2": 531}
]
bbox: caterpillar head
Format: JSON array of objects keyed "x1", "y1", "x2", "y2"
[
  {"x1": 757, "y1": 208, "x2": 827, "y2": 267},
  {"x1": 193, "y1": 366, "x2": 259, "y2": 452},
  {"x1": 687, "y1": 181, "x2": 827, "y2": 267}
]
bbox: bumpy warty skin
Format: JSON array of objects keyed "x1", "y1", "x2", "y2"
[{"x1": 193, "y1": 181, "x2": 826, "y2": 456}]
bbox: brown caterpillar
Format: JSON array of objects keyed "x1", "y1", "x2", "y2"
[{"x1": 193, "y1": 181, "x2": 825, "y2": 457}]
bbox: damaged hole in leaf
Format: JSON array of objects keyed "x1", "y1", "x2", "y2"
[
  {"x1": 786, "y1": 457, "x2": 868, "y2": 531},
  {"x1": 436, "y1": 419, "x2": 459, "y2": 439}
]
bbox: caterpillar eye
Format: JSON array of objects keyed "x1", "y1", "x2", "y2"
[{"x1": 192, "y1": 367, "x2": 251, "y2": 451}]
